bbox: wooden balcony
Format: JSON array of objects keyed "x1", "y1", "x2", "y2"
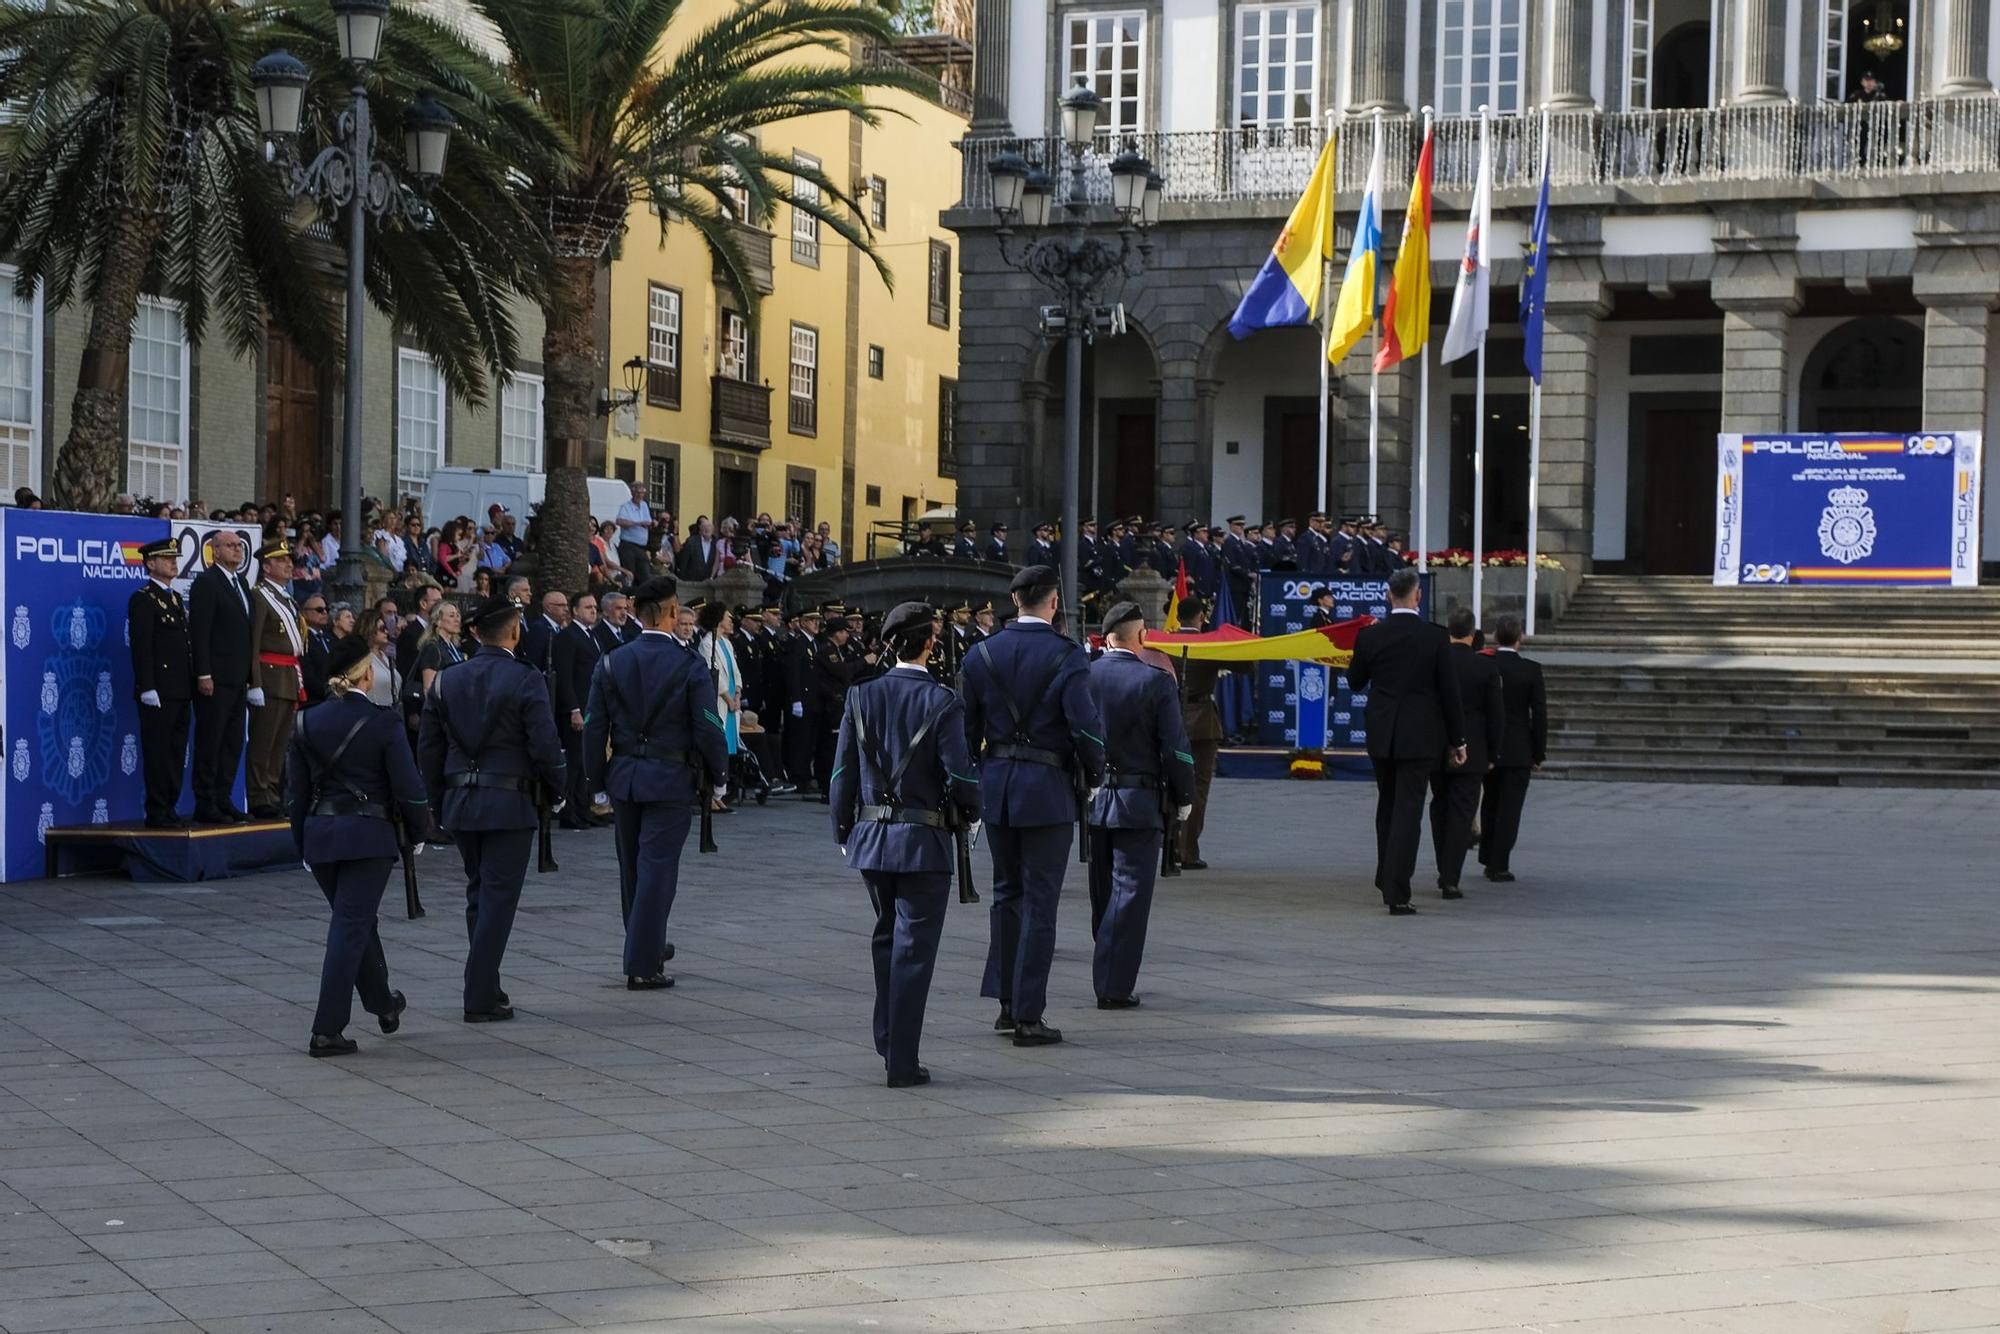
[
  {"x1": 710, "y1": 375, "x2": 771, "y2": 449},
  {"x1": 711, "y1": 222, "x2": 775, "y2": 296}
]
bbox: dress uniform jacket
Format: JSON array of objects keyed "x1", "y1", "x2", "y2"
[
  {"x1": 1268, "y1": 532, "x2": 1298, "y2": 569},
  {"x1": 286, "y1": 693, "x2": 433, "y2": 863},
  {"x1": 831, "y1": 667, "x2": 980, "y2": 873},
  {"x1": 246, "y1": 579, "x2": 305, "y2": 814},
  {"x1": 129, "y1": 577, "x2": 194, "y2": 824},
  {"x1": 417, "y1": 645, "x2": 567, "y2": 831},
  {"x1": 959, "y1": 620, "x2": 1105, "y2": 828},
  {"x1": 983, "y1": 535, "x2": 1008, "y2": 562},
  {"x1": 950, "y1": 536, "x2": 977, "y2": 560}
]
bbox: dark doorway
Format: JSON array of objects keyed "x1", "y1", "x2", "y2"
[
  {"x1": 1845, "y1": 0, "x2": 1911, "y2": 99},
  {"x1": 1109, "y1": 408, "x2": 1156, "y2": 521},
  {"x1": 1627, "y1": 392, "x2": 1721, "y2": 575},
  {"x1": 1265, "y1": 399, "x2": 1322, "y2": 520},
  {"x1": 1652, "y1": 22, "x2": 1711, "y2": 109},
  {"x1": 264, "y1": 328, "x2": 323, "y2": 510},
  {"x1": 1447, "y1": 393, "x2": 1530, "y2": 553},
  {"x1": 716, "y1": 463, "x2": 756, "y2": 526},
  {"x1": 1800, "y1": 317, "x2": 1923, "y2": 434}
]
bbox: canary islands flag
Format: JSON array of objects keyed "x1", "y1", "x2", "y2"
[
  {"x1": 1374, "y1": 121, "x2": 1434, "y2": 373},
  {"x1": 1326, "y1": 120, "x2": 1384, "y2": 365},
  {"x1": 1227, "y1": 135, "x2": 1336, "y2": 338}
]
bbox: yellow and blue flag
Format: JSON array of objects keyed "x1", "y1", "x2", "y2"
[
  {"x1": 1227, "y1": 135, "x2": 1336, "y2": 339},
  {"x1": 1327, "y1": 121, "x2": 1384, "y2": 365}
]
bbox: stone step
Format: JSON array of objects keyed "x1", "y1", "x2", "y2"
[
  {"x1": 1548, "y1": 714, "x2": 2000, "y2": 740},
  {"x1": 1542, "y1": 740, "x2": 2000, "y2": 770},
  {"x1": 1540, "y1": 760, "x2": 2000, "y2": 790},
  {"x1": 1542, "y1": 683, "x2": 2000, "y2": 707},
  {"x1": 1548, "y1": 730, "x2": 2000, "y2": 759},
  {"x1": 1529, "y1": 636, "x2": 2000, "y2": 657}
]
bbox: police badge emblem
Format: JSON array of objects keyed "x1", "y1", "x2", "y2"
[
  {"x1": 1299, "y1": 668, "x2": 1325, "y2": 702},
  {"x1": 1817, "y1": 485, "x2": 1876, "y2": 565},
  {"x1": 10, "y1": 605, "x2": 27, "y2": 650}
]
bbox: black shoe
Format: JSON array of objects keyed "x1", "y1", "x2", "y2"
[
  {"x1": 886, "y1": 1065, "x2": 930, "y2": 1088},
  {"x1": 626, "y1": 974, "x2": 674, "y2": 990},
  {"x1": 248, "y1": 805, "x2": 282, "y2": 821},
  {"x1": 1096, "y1": 995, "x2": 1141, "y2": 1010},
  {"x1": 495, "y1": 989, "x2": 509, "y2": 1007},
  {"x1": 192, "y1": 805, "x2": 227, "y2": 826},
  {"x1": 219, "y1": 805, "x2": 250, "y2": 824},
  {"x1": 1181, "y1": 859, "x2": 1208, "y2": 871},
  {"x1": 1485, "y1": 870, "x2": 1516, "y2": 883},
  {"x1": 1012, "y1": 1020, "x2": 1063, "y2": 1047},
  {"x1": 308, "y1": 1033, "x2": 357, "y2": 1058},
  {"x1": 463, "y1": 1004, "x2": 515, "y2": 1023},
  {"x1": 663, "y1": 943, "x2": 674, "y2": 962},
  {"x1": 1388, "y1": 903, "x2": 1418, "y2": 916},
  {"x1": 378, "y1": 992, "x2": 407, "y2": 1035},
  {"x1": 144, "y1": 814, "x2": 189, "y2": 830},
  {"x1": 1441, "y1": 887, "x2": 1465, "y2": 900},
  {"x1": 993, "y1": 1006, "x2": 1015, "y2": 1034}
]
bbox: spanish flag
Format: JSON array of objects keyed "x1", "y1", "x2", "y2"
[
  {"x1": 1227, "y1": 134, "x2": 1336, "y2": 338},
  {"x1": 1374, "y1": 121, "x2": 1434, "y2": 372},
  {"x1": 1326, "y1": 119, "x2": 1385, "y2": 366}
]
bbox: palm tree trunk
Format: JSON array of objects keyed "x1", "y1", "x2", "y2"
[
  {"x1": 536, "y1": 251, "x2": 599, "y2": 595},
  {"x1": 48, "y1": 208, "x2": 163, "y2": 511}
]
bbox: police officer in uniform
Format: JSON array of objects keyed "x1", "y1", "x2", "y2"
[
  {"x1": 287, "y1": 635, "x2": 434, "y2": 1056},
  {"x1": 831, "y1": 602, "x2": 980, "y2": 1086},
  {"x1": 812, "y1": 607, "x2": 873, "y2": 799},
  {"x1": 129, "y1": 537, "x2": 194, "y2": 829},
  {"x1": 418, "y1": 596, "x2": 567, "y2": 1021},
  {"x1": 959, "y1": 565, "x2": 1105, "y2": 1046},
  {"x1": 779, "y1": 606, "x2": 822, "y2": 793},
  {"x1": 1085, "y1": 603, "x2": 1195, "y2": 1009},
  {"x1": 1306, "y1": 584, "x2": 1338, "y2": 628},
  {"x1": 245, "y1": 540, "x2": 304, "y2": 818},
  {"x1": 584, "y1": 576, "x2": 728, "y2": 989}
]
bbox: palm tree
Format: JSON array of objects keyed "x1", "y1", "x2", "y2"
[
  {"x1": 0, "y1": 0, "x2": 553, "y2": 510},
  {"x1": 463, "y1": 0, "x2": 923, "y2": 592}
]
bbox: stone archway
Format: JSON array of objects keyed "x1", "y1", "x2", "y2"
[{"x1": 1800, "y1": 316, "x2": 1924, "y2": 435}]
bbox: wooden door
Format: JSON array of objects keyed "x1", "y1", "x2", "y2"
[
  {"x1": 1273, "y1": 410, "x2": 1319, "y2": 519},
  {"x1": 264, "y1": 329, "x2": 323, "y2": 510},
  {"x1": 1110, "y1": 411, "x2": 1155, "y2": 520},
  {"x1": 1638, "y1": 400, "x2": 1721, "y2": 575}
]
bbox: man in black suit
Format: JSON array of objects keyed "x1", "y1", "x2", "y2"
[
  {"x1": 188, "y1": 528, "x2": 254, "y2": 824},
  {"x1": 396, "y1": 585, "x2": 442, "y2": 684},
  {"x1": 554, "y1": 591, "x2": 608, "y2": 828},
  {"x1": 674, "y1": 516, "x2": 719, "y2": 579},
  {"x1": 1481, "y1": 615, "x2": 1547, "y2": 883},
  {"x1": 1344, "y1": 568, "x2": 1466, "y2": 915},
  {"x1": 300, "y1": 594, "x2": 335, "y2": 706},
  {"x1": 1430, "y1": 608, "x2": 1502, "y2": 900}
]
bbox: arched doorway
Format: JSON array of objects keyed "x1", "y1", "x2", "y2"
[
  {"x1": 1800, "y1": 317, "x2": 1924, "y2": 434},
  {"x1": 1082, "y1": 331, "x2": 1160, "y2": 522},
  {"x1": 1652, "y1": 18, "x2": 1711, "y2": 109}
]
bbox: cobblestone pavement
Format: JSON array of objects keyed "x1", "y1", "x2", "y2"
[{"x1": 1, "y1": 779, "x2": 1998, "y2": 1333}]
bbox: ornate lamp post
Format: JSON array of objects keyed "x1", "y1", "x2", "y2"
[
  {"x1": 987, "y1": 85, "x2": 1162, "y2": 637},
  {"x1": 251, "y1": 0, "x2": 455, "y2": 608}
]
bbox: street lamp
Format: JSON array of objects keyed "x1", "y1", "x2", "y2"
[
  {"x1": 986, "y1": 100, "x2": 1161, "y2": 637},
  {"x1": 252, "y1": 13, "x2": 453, "y2": 610},
  {"x1": 597, "y1": 355, "x2": 647, "y2": 416}
]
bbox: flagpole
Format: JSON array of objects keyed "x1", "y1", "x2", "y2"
[
  {"x1": 1367, "y1": 108, "x2": 1384, "y2": 517},
  {"x1": 1526, "y1": 107, "x2": 1550, "y2": 638},
  {"x1": 1415, "y1": 106, "x2": 1433, "y2": 576},
  {"x1": 1317, "y1": 110, "x2": 1336, "y2": 515},
  {"x1": 1472, "y1": 338, "x2": 1486, "y2": 626}
]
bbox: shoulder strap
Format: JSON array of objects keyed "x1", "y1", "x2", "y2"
[
  {"x1": 433, "y1": 670, "x2": 488, "y2": 770},
  {"x1": 603, "y1": 644, "x2": 679, "y2": 741},
  {"x1": 304, "y1": 708, "x2": 375, "y2": 802},
  {"x1": 855, "y1": 687, "x2": 955, "y2": 806},
  {"x1": 972, "y1": 638, "x2": 1066, "y2": 744}
]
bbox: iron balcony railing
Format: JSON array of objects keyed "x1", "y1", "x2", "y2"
[{"x1": 957, "y1": 96, "x2": 2000, "y2": 210}]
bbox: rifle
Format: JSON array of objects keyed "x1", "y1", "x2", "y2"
[
  {"x1": 537, "y1": 786, "x2": 559, "y2": 873},
  {"x1": 949, "y1": 804, "x2": 979, "y2": 903},
  {"x1": 1162, "y1": 645, "x2": 1192, "y2": 878},
  {"x1": 1074, "y1": 761, "x2": 1091, "y2": 865},
  {"x1": 396, "y1": 813, "x2": 426, "y2": 918},
  {"x1": 698, "y1": 771, "x2": 719, "y2": 854}
]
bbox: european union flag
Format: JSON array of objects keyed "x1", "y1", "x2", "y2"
[{"x1": 1519, "y1": 142, "x2": 1552, "y2": 385}]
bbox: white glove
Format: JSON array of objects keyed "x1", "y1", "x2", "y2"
[
  {"x1": 1176, "y1": 804, "x2": 1194, "y2": 822},
  {"x1": 790, "y1": 701, "x2": 804, "y2": 718},
  {"x1": 838, "y1": 846, "x2": 847, "y2": 858},
  {"x1": 593, "y1": 791, "x2": 610, "y2": 806},
  {"x1": 1087, "y1": 786, "x2": 1104, "y2": 804},
  {"x1": 412, "y1": 842, "x2": 426, "y2": 857},
  {"x1": 246, "y1": 688, "x2": 267, "y2": 707},
  {"x1": 139, "y1": 690, "x2": 161, "y2": 708},
  {"x1": 550, "y1": 797, "x2": 567, "y2": 814}
]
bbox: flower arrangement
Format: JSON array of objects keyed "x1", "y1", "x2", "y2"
[{"x1": 1412, "y1": 549, "x2": 1564, "y2": 570}]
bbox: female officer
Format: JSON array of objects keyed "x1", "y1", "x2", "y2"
[{"x1": 287, "y1": 634, "x2": 435, "y2": 1056}]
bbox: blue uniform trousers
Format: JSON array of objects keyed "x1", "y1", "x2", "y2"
[
  {"x1": 863, "y1": 871, "x2": 950, "y2": 1079},
  {"x1": 312, "y1": 857, "x2": 396, "y2": 1035},
  {"x1": 979, "y1": 823, "x2": 1072, "y2": 1023},
  {"x1": 1086, "y1": 827, "x2": 1160, "y2": 1002},
  {"x1": 616, "y1": 798, "x2": 693, "y2": 977},
  {"x1": 457, "y1": 828, "x2": 533, "y2": 1011}
]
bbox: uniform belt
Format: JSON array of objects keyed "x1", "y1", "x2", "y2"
[
  {"x1": 1103, "y1": 773, "x2": 1158, "y2": 790},
  {"x1": 258, "y1": 652, "x2": 301, "y2": 666},
  {"x1": 309, "y1": 796, "x2": 390, "y2": 820},
  {"x1": 612, "y1": 742, "x2": 689, "y2": 764},
  {"x1": 988, "y1": 742, "x2": 1065, "y2": 767},
  {"x1": 857, "y1": 804, "x2": 947, "y2": 828},
  {"x1": 444, "y1": 772, "x2": 534, "y2": 794}
]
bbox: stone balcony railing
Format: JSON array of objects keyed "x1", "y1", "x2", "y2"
[{"x1": 957, "y1": 96, "x2": 2000, "y2": 212}]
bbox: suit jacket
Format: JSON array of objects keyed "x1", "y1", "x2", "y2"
[
  {"x1": 417, "y1": 644, "x2": 567, "y2": 831},
  {"x1": 395, "y1": 615, "x2": 428, "y2": 684},
  {"x1": 830, "y1": 668, "x2": 980, "y2": 872},
  {"x1": 1085, "y1": 652, "x2": 1195, "y2": 830},
  {"x1": 583, "y1": 631, "x2": 728, "y2": 804},
  {"x1": 1448, "y1": 642, "x2": 1505, "y2": 774},
  {"x1": 129, "y1": 580, "x2": 193, "y2": 701},
  {"x1": 674, "y1": 536, "x2": 719, "y2": 579},
  {"x1": 516, "y1": 615, "x2": 559, "y2": 675},
  {"x1": 188, "y1": 564, "x2": 253, "y2": 687},
  {"x1": 958, "y1": 620, "x2": 1104, "y2": 827},
  {"x1": 1493, "y1": 650, "x2": 1549, "y2": 768},
  {"x1": 1344, "y1": 611, "x2": 1466, "y2": 763},
  {"x1": 553, "y1": 621, "x2": 602, "y2": 722},
  {"x1": 286, "y1": 692, "x2": 433, "y2": 862},
  {"x1": 248, "y1": 580, "x2": 305, "y2": 704},
  {"x1": 303, "y1": 628, "x2": 336, "y2": 706}
]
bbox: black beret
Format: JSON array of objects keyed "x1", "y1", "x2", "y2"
[
  {"x1": 631, "y1": 575, "x2": 678, "y2": 605},
  {"x1": 1010, "y1": 564, "x2": 1058, "y2": 595},
  {"x1": 465, "y1": 595, "x2": 523, "y2": 631},
  {"x1": 1102, "y1": 601, "x2": 1144, "y2": 633},
  {"x1": 138, "y1": 537, "x2": 179, "y2": 560},
  {"x1": 326, "y1": 634, "x2": 374, "y2": 678},
  {"x1": 881, "y1": 601, "x2": 934, "y2": 640},
  {"x1": 255, "y1": 539, "x2": 292, "y2": 562}
]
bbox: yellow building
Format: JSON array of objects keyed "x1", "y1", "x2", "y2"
[{"x1": 603, "y1": 40, "x2": 967, "y2": 559}]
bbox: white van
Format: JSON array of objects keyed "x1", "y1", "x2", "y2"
[{"x1": 424, "y1": 467, "x2": 632, "y2": 530}]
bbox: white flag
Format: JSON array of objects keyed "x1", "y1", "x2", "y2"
[{"x1": 1440, "y1": 109, "x2": 1493, "y2": 364}]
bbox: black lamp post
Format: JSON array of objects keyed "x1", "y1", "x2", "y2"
[
  {"x1": 597, "y1": 355, "x2": 647, "y2": 416},
  {"x1": 251, "y1": 0, "x2": 454, "y2": 609},
  {"x1": 987, "y1": 85, "x2": 1161, "y2": 636}
]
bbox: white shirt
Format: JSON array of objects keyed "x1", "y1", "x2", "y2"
[
  {"x1": 890, "y1": 662, "x2": 931, "y2": 676},
  {"x1": 1015, "y1": 614, "x2": 1052, "y2": 626},
  {"x1": 1390, "y1": 607, "x2": 1421, "y2": 617},
  {"x1": 320, "y1": 533, "x2": 340, "y2": 566},
  {"x1": 373, "y1": 530, "x2": 407, "y2": 572},
  {"x1": 615, "y1": 498, "x2": 651, "y2": 538}
]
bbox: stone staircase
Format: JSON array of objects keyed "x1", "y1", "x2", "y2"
[{"x1": 1527, "y1": 576, "x2": 2000, "y2": 789}]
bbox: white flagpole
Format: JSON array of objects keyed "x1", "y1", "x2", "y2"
[
  {"x1": 1415, "y1": 105, "x2": 1434, "y2": 576},
  {"x1": 1317, "y1": 110, "x2": 1335, "y2": 514},
  {"x1": 1472, "y1": 339, "x2": 1486, "y2": 626},
  {"x1": 1526, "y1": 108, "x2": 1550, "y2": 638},
  {"x1": 1367, "y1": 108, "x2": 1384, "y2": 517}
]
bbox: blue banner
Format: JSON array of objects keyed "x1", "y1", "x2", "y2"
[
  {"x1": 1714, "y1": 431, "x2": 1984, "y2": 587},
  {"x1": 1255, "y1": 572, "x2": 1428, "y2": 751},
  {"x1": 2, "y1": 511, "x2": 169, "y2": 882}
]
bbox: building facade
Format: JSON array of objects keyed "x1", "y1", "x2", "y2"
[{"x1": 947, "y1": 0, "x2": 1999, "y2": 576}]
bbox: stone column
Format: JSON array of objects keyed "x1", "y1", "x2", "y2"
[
  {"x1": 1914, "y1": 238, "x2": 2000, "y2": 432},
  {"x1": 1348, "y1": 0, "x2": 1409, "y2": 113},
  {"x1": 1712, "y1": 295, "x2": 1799, "y2": 435},
  {"x1": 1723, "y1": 0, "x2": 1789, "y2": 104},
  {"x1": 1544, "y1": 0, "x2": 1595, "y2": 109},
  {"x1": 970, "y1": 0, "x2": 1013, "y2": 135},
  {"x1": 1940, "y1": 0, "x2": 1995, "y2": 97},
  {"x1": 1535, "y1": 278, "x2": 1610, "y2": 579},
  {"x1": 1155, "y1": 362, "x2": 1203, "y2": 520}
]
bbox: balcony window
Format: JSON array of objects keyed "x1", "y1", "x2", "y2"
[
  {"x1": 928, "y1": 240, "x2": 952, "y2": 329},
  {"x1": 867, "y1": 175, "x2": 887, "y2": 230},
  {"x1": 1065, "y1": 11, "x2": 1145, "y2": 135},
  {"x1": 127, "y1": 298, "x2": 187, "y2": 502},
  {"x1": 788, "y1": 322, "x2": 818, "y2": 436},
  {"x1": 499, "y1": 372, "x2": 543, "y2": 472},
  {"x1": 647, "y1": 284, "x2": 681, "y2": 407},
  {"x1": 0, "y1": 267, "x2": 39, "y2": 499},
  {"x1": 395, "y1": 348, "x2": 445, "y2": 492},
  {"x1": 1437, "y1": 0, "x2": 1522, "y2": 118},
  {"x1": 792, "y1": 151, "x2": 821, "y2": 267},
  {"x1": 1236, "y1": 3, "x2": 1318, "y2": 129},
  {"x1": 719, "y1": 310, "x2": 754, "y2": 382}
]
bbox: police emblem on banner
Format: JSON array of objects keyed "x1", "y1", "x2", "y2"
[
  {"x1": 1817, "y1": 485, "x2": 1877, "y2": 565},
  {"x1": 35, "y1": 600, "x2": 118, "y2": 806},
  {"x1": 1299, "y1": 669, "x2": 1325, "y2": 702},
  {"x1": 10, "y1": 605, "x2": 26, "y2": 650}
]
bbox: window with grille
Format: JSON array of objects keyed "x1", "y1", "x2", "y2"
[
  {"x1": 928, "y1": 240, "x2": 952, "y2": 328},
  {"x1": 396, "y1": 349, "x2": 445, "y2": 491},
  {"x1": 646, "y1": 284, "x2": 682, "y2": 407},
  {"x1": 868, "y1": 176, "x2": 887, "y2": 230},
  {"x1": 791, "y1": 152, "x2": 821, "y2": 266},
  {"x1": 0, "y1": 268, "x2": 38, "y2": 498},
  {"x1": 867, "y1": 344, "x2": 885, "y2": 379},
  {"x1": 1066, "y1": 12, "x2": 1145, "y2": 135},
  {"x1": 719, "y1": 310, "x2": 753, "y2": 381},
  {"x1": 126, "y1": 298, "x2": 187, "y2": 502},
  {"x1": 788, "y1": 323, "x2": 818, "y2": 435},
  {"x1": 937, "y1": 377, "x2": 957, "y2": 477},
  {"x1": 720, "y1": 132, "x2": 754, "y2": 223},
  {"x1": 1236, "y1": 3, "x2": 1318, "y2": 128},
  {"x1": 1437, "y1": 0, "x2": 1523, "y2": 118},
  {"x1": 646, "y1": 456, "x2": 676, "y2": 511},
  {"x1": 787, "y1": 476, "x2": 814, "y2": 528},
  {"x1": 499, "y1": 372, "x2": 543, "y2": 472}
]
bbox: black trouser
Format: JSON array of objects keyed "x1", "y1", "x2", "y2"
[
  {"x1": 812, "y1": 708, "x2": 842, "y2": 796},
  {"x1": 191, "y1": 685, "x2": 246, "y2": 815},
  {"x1": 455, "y1": 827, "x2": 534, "y2": 1012},
  {"x1": 1480, "y1": 767, "x2": 1533, "y2": 874},
  {"x1": 139, "y1": 697, "x2": 192, "y2": 822},
  {"x1": 784, "y1": 705, "x2": 818, "y2": 789},
  {"x1": 311, "y1": 857, "x2": 395, "y2": 1035},
  {"x1": 560, "y1": 725, "x2": 591, "y2": 827},
  {"x1": 1429, "y1": 765, "x2": 1484, "y2": 890},
  {"x1": 1371, "y1": 756, "x2": 1435, "y2": 905},
  {"x1": 618, "y1": 541, "x2": 650, "y2": 582},
  {"x1": 864, "y1": 871, "x2": 950, "y2": 1080}
]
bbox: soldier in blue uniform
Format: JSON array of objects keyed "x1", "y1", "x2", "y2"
[
  {"x1": 129, "y1": 537, "x2": 194, "y2": 829},
  {"x1": 959, "y1": 565, "x2": 1105, "y2": 1046},
  {"x1": 584, "y1": 575, "x2": 729, "y2": 989},
  {"x1": 830, "y1": 602, "x2": 980, "y2": 1086},
  {"x1": 287, "y1": 635, "x2": 435, "y2": 1056},
  {"x1": 417, "y1": 596, "x2": 567, "y2": 1021},
  {"x1": 1085, "y1": 603, "x2": 1195, "y2": 1009}
]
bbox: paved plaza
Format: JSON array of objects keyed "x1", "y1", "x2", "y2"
[{"x1": 1, "y1": 779, "x2": 1998, "y2": 1333}]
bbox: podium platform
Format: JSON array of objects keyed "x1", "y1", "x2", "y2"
[
  {"x1": 43, "y1": 821, "x2": 299, "y2": 883},
  {"x1": 1216, "y1": 748, "x2": 1373, "y2": 781}
]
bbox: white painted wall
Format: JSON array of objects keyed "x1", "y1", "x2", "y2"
[
  {"x1": 1794, "y1": 208, "x2": 1918, "y2": 252},
  {"x1": 1591, "y1": 320, "x2": 1726, "y2": 562},
  {"x1": 1602, "y1": 214, "x2": 1713, "y2": 255},
  {"x1": 1162, "y1": 0, "x2": 1220, "y2": 131},
  {"x1": 1208, "y1": 328, "x2": 1323, "y2": 521},
  {"x1": 1009, "y1": 0, "x2": 1049, "y2": 135}
]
